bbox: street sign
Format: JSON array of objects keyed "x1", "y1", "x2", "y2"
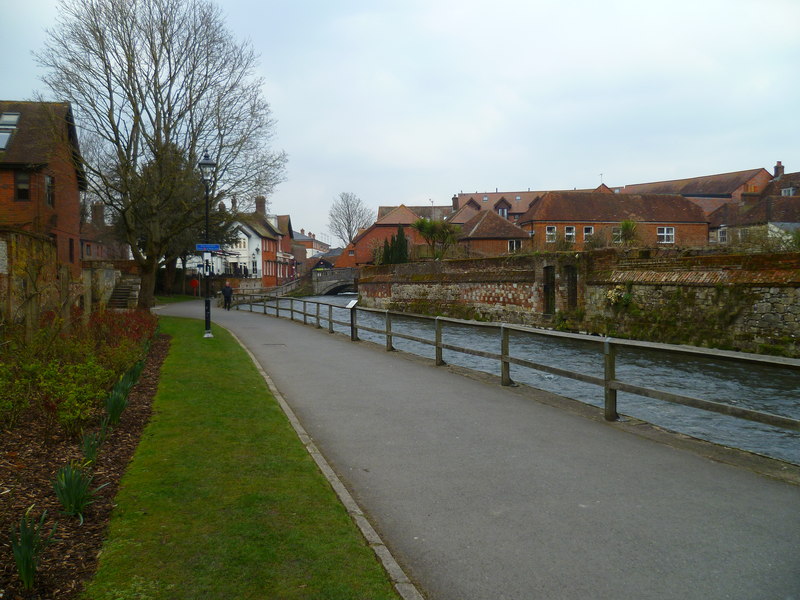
[{"x1": 196, "y1": 243, "x2": 220, "y2": 251}]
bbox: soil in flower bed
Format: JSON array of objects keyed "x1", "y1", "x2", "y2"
[{"x1": 0, "y1": 334, "x2": 170, "y2": 599}]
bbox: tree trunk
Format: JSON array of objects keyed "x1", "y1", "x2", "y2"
[
  {"x1": 163, "y1": 257, "x2": 178, "y2": 294},
  {"x1": 137, "y1": 258, "x2": 159, "y2": 309}
]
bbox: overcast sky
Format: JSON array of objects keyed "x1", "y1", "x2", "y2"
[{"x1": 5, "y1": 0, "x2": 799, "y2": 246}]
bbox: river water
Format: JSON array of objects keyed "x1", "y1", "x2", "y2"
[{"x1": 252, "y1": 295, "x2": 800, "y2": 466}]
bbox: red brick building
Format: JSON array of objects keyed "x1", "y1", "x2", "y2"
[
  {"x1": 458, "y1": 209, "x2": 532, "y2": 257},
  {"x1": 0, "y1": 101, "x2": 86, "y2": 278},
  {"x1": 519, "y1": 190, "x2": 709, "y2": 250},
  {"x1": 335, "y1": 205, "x2": 430, "y2": 267}
]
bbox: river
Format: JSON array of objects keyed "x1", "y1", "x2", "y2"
[{"x1": 253, "y1": 294, "x2": 800, "y2": 466}]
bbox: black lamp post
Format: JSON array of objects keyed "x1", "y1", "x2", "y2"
[{"x1": 198, "y1": 151, "x2": 216, "y2": 338}]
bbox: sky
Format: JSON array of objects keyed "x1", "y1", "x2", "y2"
[{"x1": 4, "y1": 0, "x2": 800, "y2": 246}]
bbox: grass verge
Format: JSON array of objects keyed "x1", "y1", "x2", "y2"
[{"x1": 81, "y1": 317, "x2": 400, "y2": 600}]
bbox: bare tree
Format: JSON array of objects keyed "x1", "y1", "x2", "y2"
[
  {"x1": 328, "y1": 192, "x2": 374, "y2": 246},
  {"x1": 35, "y1": 0, "x2": 287, "y2": 307}
]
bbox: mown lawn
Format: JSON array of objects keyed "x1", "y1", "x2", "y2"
[{"x1": 82, "y1": 317, "x2": 399, "y2": 600}]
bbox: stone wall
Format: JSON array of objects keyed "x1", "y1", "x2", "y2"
[{"x1": 358, "y1": 250, "x2": 800, "y2": 357}]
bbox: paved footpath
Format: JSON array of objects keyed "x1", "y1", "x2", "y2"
[{"x1": 157, "y1": 300, "x2": 800, "y2": 600}]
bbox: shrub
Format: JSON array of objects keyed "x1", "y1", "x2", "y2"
[
  {"x1": 53, "y1": 461, "x2": 107, "y2": 525},
  {"x1": 9, "y1": 506, "x2": 56, "y2": 591},
  {"x1": 35, "y1": 359, "x2": 114, "y2": 436}
]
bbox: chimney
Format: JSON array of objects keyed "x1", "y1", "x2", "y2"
[
  {"x1": 774, "y1": 161, "x2": 785, "y2": 179},
  {"x1": 311, "y1": 232, "x2": 315, "y2": 239},
  {"x1": 231, "y1": 198, "x2": 237, "y2": 212},
  {"x1": 91, "y1": 202, "x2": 105, "y2": 226},
  {"x1": 300, "y1": 228, "x2": 305, "y2": 235},
  {"x1": 255, "y1": 196, "x2": 266, "y2": 215},
  {"x1": 452, "y1": 194, "x2": 459, "y2": 210}
]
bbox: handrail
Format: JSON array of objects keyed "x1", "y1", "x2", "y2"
[{"x1": 234, "y1": 293, "x2": 800, "y2": 433}]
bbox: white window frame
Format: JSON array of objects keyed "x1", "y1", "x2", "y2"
[
  {"x1": 657, "y1": 226, "x2": 675, "y2": 244},
  {"x1": 718, "y1": 228, "x2": 728, "y2": 243},
  {"x1": 583, "y1": 226, "x2": 594, "y2": 240},
  {"x1": 508, "y1": 239, "x2": 521, "y2": 252},
  {"x1": 781, "y1": 187, "x2": 796, "y2": 197},
  {"x1": 498, "y1": 207, "x2": 508, "y2": 218},
  {"x1": 545, "y1": 226, "x2": 556, "y2": 243},
  {"x1": 565, "y1": 226, "x2": 576, "y2": 243},
  {"x1": 612, "y1": 227, "x2": 622, "y2": 244}
]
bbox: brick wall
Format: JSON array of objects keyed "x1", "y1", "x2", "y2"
[{"x1": 358, "y1": 251, "x2": 800, "y2": 356}]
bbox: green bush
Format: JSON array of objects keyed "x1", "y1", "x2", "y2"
[
  {"x1": 105, "y1": 387, "x2": 129, "y2": 426},
  {"x1": 9, "y1": 506, "x2": 56, "y2": 591},
  {"x1": 36, "y1": 359, "x2": 114, "y2": 436}
]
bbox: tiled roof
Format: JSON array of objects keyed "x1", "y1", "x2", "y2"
[
  {"x1": 519, "y1": 191, "x2": 707, "y2": 224},
  {"x1": 620, "y1": 168, "x2": 768, "y2": 197},
  {"x1": 459, "y1": 209, "x2": 529, "y2": 240},
  {"x1": 447, "y1": 204, "x2": 479, "y2": 225},
  {"x1": 277, "y1": 215, "x2": 293, "y2": 237},
  {"x1": 377, "y1": 205, "x2": 452, "y2": 221},
  {"x1": 237, "y1": 213, "x2": 279, "y2": 239},
  {"x1": 455, "y1": 189, "x2": 592, "y2": 215},
  {"x1": 0, "y1": 100, "x2": 86, "y2": 189},
  {"x1": 375, "y1": 204, "x2": 423, "y2": 225},
  {"x1": 761, "y1": 171, "x2": 800, "y2": 197},
  {"x1": 709, "y1": 196, "x2": 800, "y2": 227}
]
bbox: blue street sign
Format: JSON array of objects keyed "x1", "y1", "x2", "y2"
[{"x1": 196, "y1": 243, "x2": 221, "y2": 251}]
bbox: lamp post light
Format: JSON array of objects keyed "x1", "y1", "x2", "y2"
[
  {"x1": 252, "y1": 250, "x2": 258, "y2": 277},
  {"x1": 198, "y1": 151, "x2": 216, "y2": 338}
]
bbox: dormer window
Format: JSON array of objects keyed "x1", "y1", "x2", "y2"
[
  {"x1": 482, "y1": 196, "x2": 488, "y2": 202},
  {"x1": 781, "y1": 187, "x2": 796, "y2": 196},
  {"x1": 0, "y1": 112, "x2": 20, "y2": 126},
  {"x1": 498, "y1": 207, "x2": 508, "y2": 218}
]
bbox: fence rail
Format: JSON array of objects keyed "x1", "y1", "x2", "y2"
[{"x1": 235, "y1": 293, "x2": 800, "y2": 433}]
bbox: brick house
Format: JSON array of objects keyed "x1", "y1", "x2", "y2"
[
  {"x1": 451, "y1": 188, "x2": 600, "y2": 225},
  {"x1": 237, "y1": 198, "x2": 295, "y2": 287},
  {"x1": 335, "y1": 205, "x2": 430, "y2": 267},
  {"x1": 616, "y1": 167, "x2": 772, "y2": 217},
  {"x1": 518, "y1": 190, "x2": 709, "y2": 249},
  {"x1": 0, "y1": 101, "x2": 86, "y2": 278},
  {"x1": 458, "y1": 209, "x2": 532, "y2": 257},
  {"x1": 80, "y1": 202, "x2": 129, "y2": 260},
  {"x1": 293, "y1": 228, "x2": 330, "y2": 260}
]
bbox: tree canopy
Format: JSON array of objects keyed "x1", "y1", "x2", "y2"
[
  {"x1": 36, "y1": 0, "x2": 287, "y2": 307},
  {"x1": 328, "y1": 192, "x2": 374, "y2": 246},
  {"x1": 411, "y1": 218, "x2": 460, "y2": 260}
]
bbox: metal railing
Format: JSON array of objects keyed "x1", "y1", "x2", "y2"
[{"x1": 235, "y1": 294, "x2": 800, "y2": 433}]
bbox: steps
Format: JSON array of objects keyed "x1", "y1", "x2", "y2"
[{"x1": 107, "y1": 276, "x2": 141, "y2": 309}]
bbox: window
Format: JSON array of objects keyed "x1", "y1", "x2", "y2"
[
  {"x1": 0, "y1": 130, "x2": 11, "y2": 150},
  {"x1": 508, "y1": 239, "x2": 521, "y2": 252},
  {"x1": 86, "y1": 243, "x2": 92, "y2": 257},
  {"x1": 483, "y1": 195, "x2": 489, "y2": 202},
  {"x1": 657, "y1": 226, "x2": 675, "y2": 244},
  {"x1": 515, "y1": 195, "x2": 521, "y2": 201},
  {"x1": 348, "y1": 249, "x2": 354, "y2": 256},
  {"x1": 498, "y1": 207, "x2": 508, "y2": 218},
  {"x1": 718, "y1": 228, "x2": 728, "y2": 243},
  {"x1": 0, "y1": 112, "x2": 20, "y2": 126},
  {"x1": 781, "y1": 187, "x2": 796, "y2": 197},
  {"x1": 15, "y1": 172, "x2": 30, "y2": 201},
  {"x1": 45, "y1": 176, "x2": 55, "y2": 207},
  {"x1": 546, "y1": 226, "x2": 556, "y2": 243},
  {"x1": 565, "y1": 226, "x2": 576, "y2": 243},
  {"x1": 612, "y1": 227, "x2": 622, "y2": 244},
  {"x1": 583, "y1": 226, "x2": 594, "y2": 240}
]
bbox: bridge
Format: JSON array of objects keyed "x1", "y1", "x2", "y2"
[{"x1": 312, "y1": 267, "x2": 358, "y2": 295}]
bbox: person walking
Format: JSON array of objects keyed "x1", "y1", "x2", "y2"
[{"x1": 221, "y1": 281, "x2": 233, "y2": 310}]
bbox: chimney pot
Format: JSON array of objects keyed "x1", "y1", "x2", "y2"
[{"x1": 774, "y1": 161, "x2": 785, "y2": 179}]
